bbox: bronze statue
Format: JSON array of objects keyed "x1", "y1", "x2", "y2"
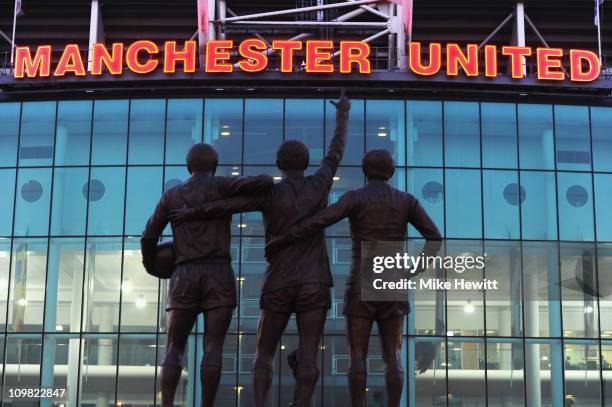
[
  {"x1": 140, "y1": 143, "x2": 273, "y2": 407},
  {"x1": 169, "y1": 90, "x2": 351, "y2": 406},
  {"x1": 265, "y1": 149, "x2": 443, "y2": 407}
]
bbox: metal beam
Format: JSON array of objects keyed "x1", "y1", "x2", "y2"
[
  {"x1": 524, "y1": 14, "x2": 549, "y2": 48},
  {"x1": 0, "y1": 30, "x2": 12, "y2": 46},
  {"x1": 478, "y1": 12, "x2": 514, "y2": 49},
  {"x1": 331, "y1": 29, "x2": 390, "y2": 57},
  {"x1": 346, "y1": 0, "x2": 389, "y2": 19},
  {"x1": 229, "y1": 21, "x2": 387, "y2": 28}
]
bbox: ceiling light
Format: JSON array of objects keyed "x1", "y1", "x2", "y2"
[
  {"x1": 136, "y1": 296, "x2": 146, "y2": 308},
  {"x1": 464, "y1": 300, "x2": 475, "y2": 314},
  {"x1": 56, "y1": 325, "x2": 64, "y2": 331},
  {"x1": 238, "y1": 224, "x2": 248, "y2": 228},
  {"x1": 121, "y1": 281, "x2": 132, "y2": 293},
  {"x1": 17, "y1": 298, "x2": 27, "y2": 306},
  {"x1": 220, "y1": 131, "x2": 231, "y2": 136},
  {"x1": 377, "y1": 132, "x2": 387, "y2": 137},
  {"x1": 231, "y1": 171, "x2": 240, "y2": 176},
  {"x1": 273, "y1": 176, "x2": 282, "y2": 181},
  {"x1": 333, "y1": 176, "x2": 340, "y2": 181},
  {"x1": 584, "y1": 305, "x2": 594, "y2": 314}
]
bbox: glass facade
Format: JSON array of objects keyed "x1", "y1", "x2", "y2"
[{"x1": 0, "y1": 98, "x2": 611, "y2": 406}]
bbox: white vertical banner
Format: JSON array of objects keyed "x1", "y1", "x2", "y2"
[{"x1": 11, "y1": 0, "x2": 24, "y2": 64}]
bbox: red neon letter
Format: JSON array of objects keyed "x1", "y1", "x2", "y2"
[
  {"x1": 537, "y1": 48, "x2": 565, "y2": 81},
  {"x1": 484, "y1": 45, "x2": 497, "y2": 77},
  {"x1": 14, "y1": 46, "x2": 51, "y2": 78},
  {"x1": 126, "y1": 40, "x2": 159, "y2": 74},
  {"x1": 238, "y1": 39, "x2": 268, "y2": 72},
  {"x1": 91, "y1": 43, "x2": 123, "y2": 75},
  {"x1": 447, "y1": 43, "x2": 478, "y2": 76},
  {"x1": 339, "y1": 41, "x2": 371, "y2": 74},
  {"x1": 164, "y1": 41, "x2": 196, "y2": 73},
  {"x1": 502, "y1": 46, "x2": 532, "y2": 79},
  {"x1": 54, "y1": 44, "x2": 86, "y2": 77},
  {"x1": 570, "y1": 49, "x2": 601, "y2": 82},
  {"x1": 408, "y1": 42, "x2": 441, "y2": 76},
  {"x1": 205, "y1": 40, "x2": 233, "y2": 73},
  {"x1": 272, "y1": 40, "x2": 302, "y2": 72},
  {"x1": 306, "y1": 40, "x2": 334, "y2": 73}
]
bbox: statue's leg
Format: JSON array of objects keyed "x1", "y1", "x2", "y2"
[
  {"x1": 295, "y1": 307, "x2": 327, "y2": 407},
  {"x1": 253, "y1": 309, "x2": 291, "y2": 407},
  {"x1": 200, "y1": 305, "x2": 234, "y2": 407},
  {"x1": 376, "y1": 315, "x2": 404, "y2": 407},
  {"x1": 161, "y1": 309, "x2": 198, "y2": 407},
  {"x1": 346, "y1": 316, "x2": 374, "y2": 407}
]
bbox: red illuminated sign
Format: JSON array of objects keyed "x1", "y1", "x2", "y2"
[{"x1": 13, "y1": 40, "x2": 601, "y2": 82}]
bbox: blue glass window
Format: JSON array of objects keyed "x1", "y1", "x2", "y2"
[
  {"x1": 204, "y1": 99, "x2": 243, "y2": 166},
  {"x1": 520, "y1": 171, "x2": 557, "y2": 240},
  {"x1": 125, "y1": 167, "x2": 163, "y2": 235},
  {"x1": 285, "y1": 99, "x2": 324, "y2": 163},
  {"x1": 554, "y1": 105, "x2": 591, "y2": 171},
  {"x1": 0, "y1": 103, "x2": 20, "y2": 167},
  {"x1": 558, "y1": 172, "x2": 594, "y2": 241},
  {"x1": 166, "y1": 99, "x2": 203, "y2": 165},
  {"x1": 325, "y1": 99, "x2": 364, "y2": 166},
  {"x1": 244, "y1": 99, "x2": 283, "y2": 164},
  {"x1": 366, "y1": 100, "x2": 406, "y2": 166},
  {"x1": 55, "y1": 101, "x2": 92, "y2": 166},
  {"x1": 482, "y1": 103, "x2": 517, "y2": 168},
  {"x1": 407, "y1": 100, "x2": 443, "y2": 167},
  {"x1": 50, "y1": 167, "x2": 88, "y2": 236},
  {"x1": 91, "y1": 100, "x2": 129, "y2": 165},
  {"x1": 407, "y1": 168, "x2": 444, "y2": 237},
  {"x1": 128, "y1": 99, "x2": 165, "y2": 164},
  {"x1": 445, "y1": 169, "x2": 482, "y2": 238},
  {"x1": 0, "y1": 169, "x2": 16, "y2": 236},
  {"x1": 444, "y1": 102, "x2": 480, "y2": 167},
  {"x1": 87, "y1": 167, "x2": 126, "y2": 235},
  {"x1": 483, "y1": 170, "x2": 520, "y2": 239},
  {"x1": 19, "y1": 102, "x2": 56, "y2": 167},
  {"x1": 591, "y1": 107, "x2": 612, "y2": 172},
  {"x1": 14, "y1": 168, "x2": 52, "y2": 236},
  {"x1": 595, "y1": 174, "x2": 612, "y2": 241},
  {"x1": 518, "y1": 104, "x2": 554, "y2": 170}
]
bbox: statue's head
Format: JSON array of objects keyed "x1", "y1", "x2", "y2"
[
  {"x1": 276, "y1": 140, "x2": 310, "y2": 172},
  {"x1": 362, "y1": 149, "x2": 395, "y2": 181},
  {"x1": 186, "y1": 143, "x2": 219, "y2": 175}
]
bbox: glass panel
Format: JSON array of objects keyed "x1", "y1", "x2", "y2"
[
  {"x1": 327, "y1": 238, "x2": 351, "y2": 335},
  {"x1": 595, "y1": 174, "x2": 612, "y2": 241},
  {"x1": 19, "y1": 101, "x2": 56, "y2": 167},
  {"x1": 325, "y1": 99, "x2": 364, "y2": 166},
  {"x1": 45, "y1": 238, "x2": 84, "y2": 334},
  {"x1": 564, "y1": 342, "x2": 601, "y2": 405},
  {"x1": 91, "y1": 100, "x2": 129, "y2": 165},
  {"x1": 483, "y1": 170, "x2": 520, "y2": 239},
  {"x1": 0, "y1": 102, "x2": 20, "y2": 167},
  {"x1": 244, "y1": 99, "x2": 283, "y2": 164},
  {"x1": 445, "y1": 169, "x2": 482, "y2": 239},
  {"x1": 120, "y1": 237, "x2": 159, "y2": 332},
  {"x1": 0, "y1": 239, "x2": 11, "y2": 331},
  {"x1": 407, "y1": 168, "x2": 444, "y2": 238},
  {"x1": 7, "y1": 238, "x2": 47, "y2": 332},
  {"x1": 482, "y1": 102, "x2": 517, "y2": 168},
  {"x1": 554, "y1": 105, "x2": 591, "y2": 171},
  {"x1": 128, "y1": 99, "x2": 165, "y2": 164},
  {"x1": 591, "y1": 106, "x2": 612, "y2": 172},
  {"x1": 239, "y1": 237, "x2": 266, "y2": 334},
  {"x1": 204, "y1": 98, "x2": 243, "y2": 165},
  {"x1": 55, "y1": 100, "x2": 92, "y2": 165},
  {"x1": 50, "y1": 167, "x2": 88, "y2": 236},
  {"x1": 518, "y1": 104, "x2": 554, "y2": 170},
  {"x1": 524, "y1": 340, "x2": 564, "y2": 406},
  {"x1": 446, "y1": 339, "x2": 486, "y2": 405},
  {"x1": 557, "y1": 172, "x2": 594, "y2": 241},
  {"x1": 87, "y1": 167, "x2": 126, "y2": 236},
  {"x1": 79, "y1": 335, "x2": 118, "y2": 405},
  {"x1": 0, "y1": 169, "x2": 16, "y2": 236},
  {"x1": 285, "y1": 99, "x2": 324, "y2": 162},
  {"x1": 486, "y1": 340, "x2": 525, "y2": 406},
  {"x1": 125, "y1": 166, "x2": 163, "y2": 236},
  {"x1": 366, "y1": 100, "x2": 405, "y2": 166},
  {"x1": 599, "y1": 244, "x2": 612, "y2": 341},
  {"x1": 410, "y1": 337, "x2": 447, "y2": 406},
  {"x1": 166, "y1": 98, "x2": 203, "y2": 164},
  {"x1": 520, "y1": 171, "x2": 557, "y2": 240},
  {"x1": 14, "y1": 167, "x2": 52, "y2": 236},
  {"x1": 407, "y1": 100, "x2": 443, "y2": 167},
  {"x1": 117, "y1": 335, "x2": 158, "y2": 404},
  {"x1": 444, "y1": 101, "x2": 480, "y2": 167},
  {"x1": 82, "y1": 237, "x2": 122, "y2": 332},
  {"x1": 2, "y1": 334, "x2": 43, "y2": 399},
  {"x1": 40, "y1": 333, "x2": 80, "y2": 405},
  {"x1": 603, "y1": 342, "x2": 612, "y2": 405}
]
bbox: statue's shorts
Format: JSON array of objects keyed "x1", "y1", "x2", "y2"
[
  {"x1": 260, "y1": 283, "x2": 331, "y2": 314},
  {"x1": 343, "y1": 291, "x2": 409, "y2": 321},
  {"x1": 166, "y1": 261, "x2": 237, "y2": 313}
]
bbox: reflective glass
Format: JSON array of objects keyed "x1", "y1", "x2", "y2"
[
  {"x1": 555, "y1": 105, "x2": 591, "y2": 171},
  {"x1": 128, "y1": 99, "x2": 165, "y2": 164},
  {"x1": 0, "y1": 169, "x2": 16, "y2": 236},
  {"x1": 524, "y1": 339, "x2": 564, "y2": 406},
  {"x1": 0, "y1": 102, "x2": 20, "y2": 166},
  {"x1": 446, "y1": 339, "x2": 486, "y2": 405},
  {"x1": 482, "y1": 102, "x2": 517, "y2": 168},
  {"x1": 166, "y1": 98, "x2": 203, "y2": 164},
  {"x1": 91, "y1": 100, "x2": 129, "y2": 165},
  {"x1": 325, "y1": 99, "x2": 364, "y2": 165},
  {"x1": 0, "y1": 239, "x2": 11, "y2": 331},
  {"x1": 595, "y1": 173, "x2": 612, "y2": 241},
  {"x1": 79, "y1": 335, "x2": 118, "y2": 405},
  {"x1": 518, "y1": 104, "x2": 554, "y2": 170},
  {"x1": 407, "y1": 168, "x2": 444, "y2": 237},
  {"x1": 564, "y1": 341, "x2": 601, "y2": 405},
  {"x1": 366, "y1": 100, "x2": 406, "y2": 165},
  {"x1": 87, "y1": 167, "x2": 126, "y2": 235},
  {"x1": 50, "y1": 167, "x2": 88, "y2": 236},
  {"x1": 591, "y1": 106, "x2": 612, "y2": 172},
  {"x1": 40, "y1": 333, "x2": 80, "y2": 405},
  {"x1": 407, "y1": 100, "x2": 443, "y2": 166},
  {"x1": 445, "y1": 169, "x2": 482, "y2": 238},
  {"x1": 125, "y1": 166, "x2": 163, "y2": 236},
  {"x1": 55, "y1": 100, "x2": 92, "y2": 165},
  {"x1": 483, "y1": 170, "x2": 520, "y2": 239},
  {"x1": 204, "y1": 98, "x2": 243, "y2": 165},
  {"x1": 520, "y1": 171, "x2": 558, "y2": 240},
  {"x1": 2, "y1": 334, "x2": 42, "y2": 399},
  {"x1": 244, "y1": 99, "x2": 283, "y2": 164},
  {"x1": 18, "y1": 101, "x2": 56, "y2": 167},
  {"x1": 486, "y1": 340, "x2": 525, "y2": 406},
  {"x1": 116, "y1": 335, "x2": 158, "y2": 403},
  {"x1": 285, "y1": 99, "x2": 324, "y2": 161},
  {"x1": 557, "y1": 172, "x2": 594, "y2": 241},
  {"x1": 14, "y1": 167, "x2": 52, "y2": 236},
  {"x1": 444, "y1": 101, "x2": 480, "y2": 167}
]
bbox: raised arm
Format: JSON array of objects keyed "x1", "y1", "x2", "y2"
[
  {"x1": 140, "y1": 194, "x2": 170, "y2": 272},
  {"x1": 217, "y1": 174, "x2": 274, "y2": 197},
  {"x1": 169, "y1": 193, "x2": 268, "y2": 224}
]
